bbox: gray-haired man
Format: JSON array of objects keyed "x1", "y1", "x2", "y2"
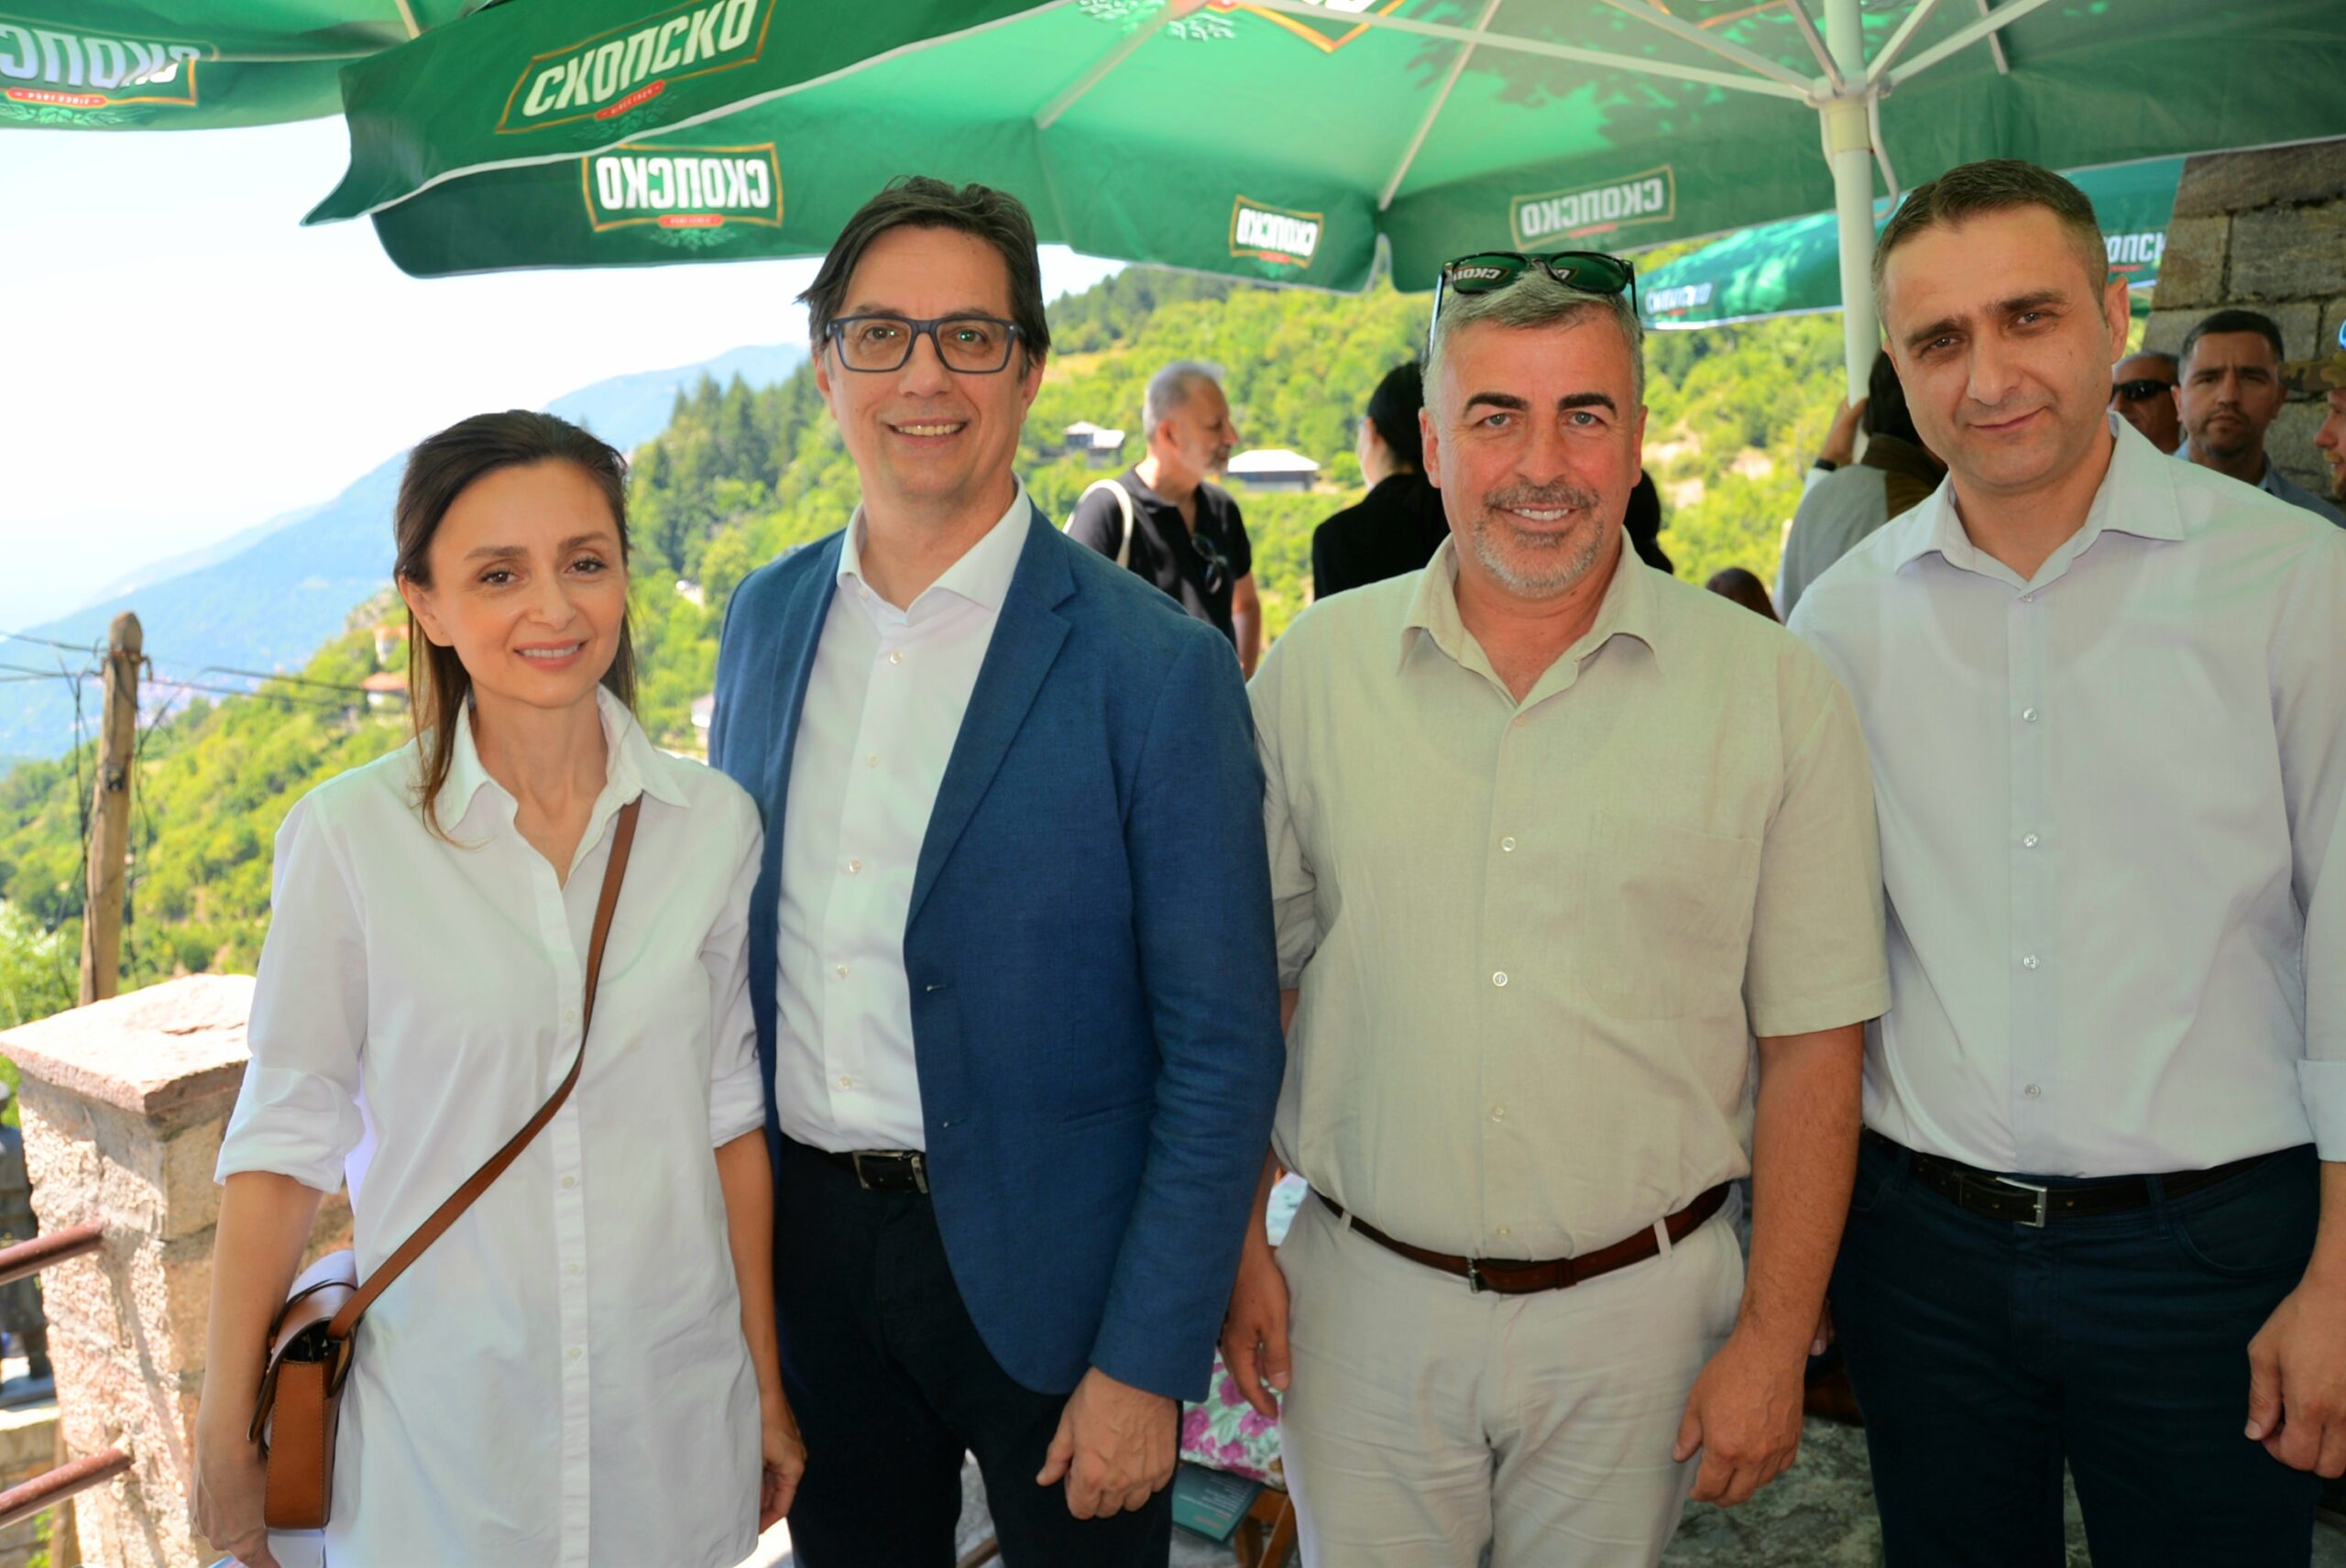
[
  {"x1": 1067, "y1": 360, "x2": 1262, "y2": 673},
  {"x1": 1222, "y1": 252, "x2": 1890, "y2": 1565}
]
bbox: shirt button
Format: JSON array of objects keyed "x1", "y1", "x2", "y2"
[
  {"x1": 1492, "y1": 970, "x2": 1509, "y2": 988},
  {"x1": 2023, "y1": 833, "x2": 2040, "y2": 849},
  {"x1": 1496, "y1": 1225, "x2": 1512, "y2": 1238},
  {"x1": 2023, "y1": 954, "x2": 2041, "y2": 970},
  {"x1": 1490, "y1": 1104, "x2": 1506, "y2": 1122},
  {"x1": 2022, "y1": 707, "x2": 2040, "y2": 722},
  {"x1": 867, "y1": 753, "x2": 880, "y2": 769},
  {"x1": 847, "y1": 859, "x2": 862, "y2": 874},
  {"x1": 561, "y1": 1175, "x2": 577, "y2": 1190},
  {"x1": 837, "y1": 1074, "x2": 853, "y2": 1090},
  {"x1": 2024, "y1": 1083, "x2": 2043, "y2": 1098},
  {"x1": 565, "y1": 1262, "x2": 581, "y2": 1277},
  {"x1": 835, "y1": 962, "x2": 850, "y2": 979},
  {"x1": 568, "y1": 1346, "x2": 584, "y2": 1362},
  {"x1": 1500, "y1": 836, "x2": 1517, "y2": 852},
  {"x1": 888, "y1": 649, "x2": 904, "y2": 665}
]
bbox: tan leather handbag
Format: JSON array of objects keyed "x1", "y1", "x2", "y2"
[{"x1": 247, "y1": 799, "x2": 641, "y2": 1530}]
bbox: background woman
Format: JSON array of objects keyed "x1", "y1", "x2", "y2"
[{"x1": 192, "y1": 411, "x2": 802, "y2": 1568}]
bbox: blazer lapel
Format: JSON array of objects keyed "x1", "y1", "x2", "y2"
[{"x1": 908, "y1": 512, "x2": 1073, "y2": 927}]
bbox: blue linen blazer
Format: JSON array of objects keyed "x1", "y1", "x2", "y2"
[{"x1": 707, "y1": 506, "x2": 1286, "y2": 1401}]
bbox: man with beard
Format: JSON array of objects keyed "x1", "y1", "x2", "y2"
[
  {"x1": 1222, "y1": 253, "x2": 1891, "y2": 1566},
  {"x1": 1792, "y1": 159, "x2": 2346, "y2": 1565},
  {"x1": 1068, "y1": 360, "x2": 1264, "y2": 673},
  {"x1": 2179, "y1": 308, "x2": 2346, "y2": 526},
  {"x1": 2285, "y1": 323, "x2": 2346, "y2": 506}
]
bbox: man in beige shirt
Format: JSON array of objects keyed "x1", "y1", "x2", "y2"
[{"x1": 1221, "y1": 255, "x2": 1891, "y2": 1566}]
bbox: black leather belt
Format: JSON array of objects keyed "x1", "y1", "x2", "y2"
[
  {"x1": 1864, "y1": 1129, "x2": 2274, "y2": 1227},
  {"x1": 813, "y1": 1146, "x2": 930, "y2": 1195}
]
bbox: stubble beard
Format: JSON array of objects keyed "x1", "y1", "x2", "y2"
[{"x1": 1469, "y1": 480, "x2": 1610, "y2": 599}]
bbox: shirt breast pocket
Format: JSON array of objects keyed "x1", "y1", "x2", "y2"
[{"x1": 1583, "y1": 810, "x2": 1761, "y2": 1021}]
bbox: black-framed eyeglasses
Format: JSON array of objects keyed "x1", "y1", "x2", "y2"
[
  {"x1": 1189, "y1": 530, "x2": 1232, "y2": 598},
  {"x1": 2110, "y1": 377, "x2": 2175, "y2": 403},
  {"x1": 825, "y1": 313, "x2": 1025, "y2": 374},
  {"x1": 1427, "y1": 250, "x2": 1639, "y2": 359}
]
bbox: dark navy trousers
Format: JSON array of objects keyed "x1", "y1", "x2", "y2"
[{"x1": 1832, "y1": 1135, "x2": 2324, "y2": 1567}]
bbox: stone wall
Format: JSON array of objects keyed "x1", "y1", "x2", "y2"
[
  {"x1": 0, "y1": 976, "x2": 348, "y2": 1568},
  {"x1": 2147, "y1": 136, "x2": 2346, "y2": 498}
]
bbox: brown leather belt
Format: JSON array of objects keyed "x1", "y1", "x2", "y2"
[{"x1": 1316, "y1": 1183, "x2": 1730, "y2": 1295}]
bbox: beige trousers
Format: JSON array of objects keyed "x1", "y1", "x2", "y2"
[{"x1": 1277, "y1": 1192, "x2": 1743, "y2": 1568}]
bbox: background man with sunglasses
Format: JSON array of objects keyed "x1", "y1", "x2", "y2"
[
  {"x1": 1222, "y1": 247, "x2": 1889, "y2": 1566},
  {"x1": 1791, "y1": 159, "x2": 2346, "y2": 1565},
  {"x1": 2109, "y1": 348, "x2": 2182, "y2": 454},
  {"x1": 1068, "y1": 360, "x2": 1264, "y2": 674},
  {"x1": 708, "y1": 176, "x2": 1284, "y2": 1566}
]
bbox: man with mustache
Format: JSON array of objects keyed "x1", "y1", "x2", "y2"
[
  {"x1": 1067, "y1": 360, "x2": 1264, "y2": 674},
  {"x1": 2179, "y1": 308, "x2": 2346, "y2": 526},
  {"x1": 1223, "y1": 253, "x2": 1891, "y2": 1566},
  {"x1": 1792, "y1": 159, "x2": 2346, "y2": 1564}
]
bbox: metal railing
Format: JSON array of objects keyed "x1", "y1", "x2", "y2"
[{"x1": 0, "y1": 1223, "x2": 129, "y2": 1533}]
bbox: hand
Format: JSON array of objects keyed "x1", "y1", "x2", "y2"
[
  {"x1": 758, "y1": 1388, "x2": 807, "y2": 1530},
  {"x1": 1818, "y1": 397, "x2": 1869, "y2": 467},
  {"x1": 1672, "y1": 1330, "x2": 1806, "y2": 1507},
  {"x1": 192, "y1": 1417, "x2": 280, "y2": 1568},
  {"x1": 1220, "y1": 1242, "x2": 1291, "y2": 1420},
  {"x1": 1036, "y1": 1367, "x2": 1178, "y2": 1519},
  {"x1": 2246, "y1": 1272, "x2": 2346, "y2": 1477}
]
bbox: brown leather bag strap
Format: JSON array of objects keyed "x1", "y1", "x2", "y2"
[{"x1": 325, "y1": 797, "x2": 641, "y2": 1343}]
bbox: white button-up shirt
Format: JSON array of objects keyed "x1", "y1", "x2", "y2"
[
  {"x1": 774, "y1": 487, "x2": 1029, "y2": 1151},
  {"x1": 1792, "y1": 416, "x2": 2346, "y2": 1176},
  {"x1": 217, "y1": 687, "x2": 766, "y2": 1568}
]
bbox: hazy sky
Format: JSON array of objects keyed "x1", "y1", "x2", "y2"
[{"x1": 0, "y1": 118, "x2": 1124, "y2": 630}]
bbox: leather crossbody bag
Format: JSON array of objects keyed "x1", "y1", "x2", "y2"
[{"x1": 247, "y1": 798, "x2": 641, "y2": 1530}]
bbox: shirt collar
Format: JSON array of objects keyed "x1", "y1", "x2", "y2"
[
  {"x1": 1888, "y1": 412, "x2": 2186, "y2": 578},
  {"x1": 1399, "y1": 533, "x2": 1662, "y2": 677},
  {"x1": 839, "y1": 481, "x2": 1030, "y2": 617},
  {"x1": 441, "y1": 683, "x2": 685, "y2": 831}
]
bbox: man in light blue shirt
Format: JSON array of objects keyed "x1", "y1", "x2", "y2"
[{"x1": 1792, "y1": 159, "x2": 2346, "y2": 1566}]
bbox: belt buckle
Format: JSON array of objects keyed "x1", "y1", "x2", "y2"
[
  {"x1": 1464, "y1": 1258, "x2": 1484, "y2": 1295},
  {"x1": 1995, "y1": 1176, "x2": 2049, "y2": 1228}
]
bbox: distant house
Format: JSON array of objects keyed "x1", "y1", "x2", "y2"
[
  {"x1": 691, "y1": 694, "x2": 717, "y2": 734},
  {"x1": 360, "y1": 670, "x2": 409, "y2": 714},
  {"x1": 675, "y1": 579, "x2": 707, "y2": 608},
  {"x1": 370, "y1": 621, "x2": 406, "y2": 669},
  {"x1": 1225, "y1": 448, "x2": 1321, "y2": 492},
  {"x1": 1060, "y1": 422, "x2": 1128, "y2": 467}
]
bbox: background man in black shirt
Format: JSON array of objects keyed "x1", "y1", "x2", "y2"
[{"x1": 1067, "y1": 361, "x2": 1262, "y2": 673}]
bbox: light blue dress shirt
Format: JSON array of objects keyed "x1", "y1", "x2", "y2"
[{"x1": 1792, "y1": 416, "x2": 2346, "y2": 1177}]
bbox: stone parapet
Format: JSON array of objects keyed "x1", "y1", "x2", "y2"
[{"x1": 0, "y1": 976, "x2": 346, "y2": 1568}]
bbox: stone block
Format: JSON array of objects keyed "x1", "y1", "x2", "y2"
[
  {"x1": 2269, "y1": 302, "x2": 2325, "y2": 362},
  {"x1": 2321, "y1": 295, "x2": 2346, "y2": 356},
  {"x1": 0, "y1": 1401, "x2": 55, "y2": 1482},
  {"x1": 2143, "y1": 308, "x2": 2199, "y2": 357},
  {"x1": 0, "y1": 976, "x2": 253, "y2": 1119},
  {"x1": 2232, "y1": 200, "x2": 2346, "y2": 302},
  {"x1": 2152, "y1": 215, "x2": 2229, "y2": 310},
  {"x1": 2173, "y1": 138, "x2": 2346, "y2": 218}
]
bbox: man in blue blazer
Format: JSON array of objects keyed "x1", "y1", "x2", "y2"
[{"x1": 707, "y1": 176, "x2": 1285, "y2": 1567}]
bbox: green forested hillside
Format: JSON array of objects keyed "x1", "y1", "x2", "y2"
[{"x1": 0, "y1": 269, "x2": 1846, "y2": 1021}]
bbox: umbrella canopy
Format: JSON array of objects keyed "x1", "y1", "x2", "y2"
[
  {"x1": 303, "y1": 0, "x2": 2346, "y2": 391},
  {"x1": 0, "y1": 2, "x2": 472, "y2": 130},
  {"x1": 1640, "y1": 155, "x2": 2185, "y2": 331}
]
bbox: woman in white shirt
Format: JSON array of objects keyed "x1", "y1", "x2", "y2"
[{"x1": 192, "y1": 411, "x2": 803, "y2": 1568}]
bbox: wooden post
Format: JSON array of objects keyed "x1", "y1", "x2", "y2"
[{"x1": 77, "y1": 613, "x2": 139, "y2": 1007}]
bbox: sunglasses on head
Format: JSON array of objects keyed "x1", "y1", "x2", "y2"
[
  {"x1": 2110, "y1": 377, "x2": 2174, "y2": 403},
  {"x1": 1428, "y1": 250, "x2": 1638, "y2": 360}
]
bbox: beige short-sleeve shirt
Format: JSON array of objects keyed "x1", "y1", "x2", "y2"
[{"x1": 1254, "y1": 540, "x2": 1889, "y2": 1258}]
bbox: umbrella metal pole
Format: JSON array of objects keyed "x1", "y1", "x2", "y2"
[{"x1": 1822, "y1": 0, "x2": 1880, "y2": 400}]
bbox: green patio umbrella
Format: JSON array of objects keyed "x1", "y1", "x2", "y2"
[
  {"x1": 303, "y1": 0, "x2": 2345, "y2": 392},
  {"x1": 0, "y1": 2, "x2": 474, "y2": 130},
  {"x1": 1639, "y1": 155, "x2": 2185, "y2": 330}
]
